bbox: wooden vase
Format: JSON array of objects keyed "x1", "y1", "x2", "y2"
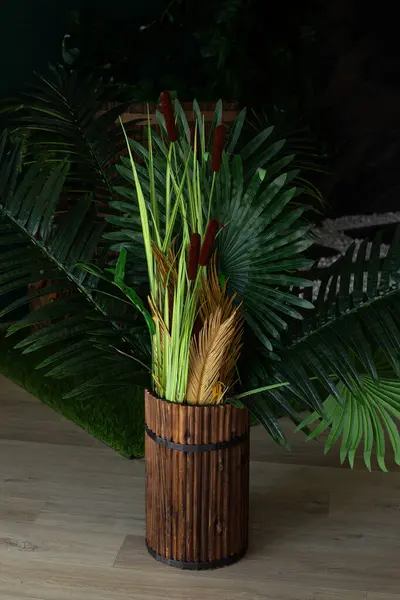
[{"x1": 145, "y1": 390, "x2": 250, "y2": 570}]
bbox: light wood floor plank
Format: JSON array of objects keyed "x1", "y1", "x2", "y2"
[
  {"x1": 367, "y1": 595, "x2": 400, "y2": 600},
  {"x1": 0, "y1": 556, "x2": 368, "y2": 600},
  {"x1": 0, "y1": 378, "x2": 97, "y2": 448},
  {"x1": 0, "y1": 496, "x2": 44, "y2": 524},
  {"x1": 0, "y1": 520, "x2": 125, "y2": 567}
]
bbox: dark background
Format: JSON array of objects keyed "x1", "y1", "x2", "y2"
[
  {"x1": 1, "y1": 0, "x2": 399, "y2": 217},
  {"x1": 0, "y1": 0, "x2": 164, "y2": 91}
]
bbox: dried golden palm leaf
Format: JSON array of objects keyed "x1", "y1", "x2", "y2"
[
  {"x1": 211, "y1": 381, "x2": 225, "y2": 404},
  {"x1": 189, "y1": 252, "x2": 244, "y2": 402},
  {"x1": 151, "y1": 242, "x2": 178, "y2": 319},
  {"x1": 218, "y1": 311, "x2": 243, "y2": 393},
  {"x1": 199, "y1": 254, "x2": 238, "y2": 323},
  {"x1": 198, "y1": 255, "x2": 223, "y2": 320},
  {"x1": 152, "y1": 243, "x2": 177, "y2": 289},
  {"x1": 148, "y1": 294, "x2": 171, "y2": 399},
  {"x1": 187, "y1": 306, "x2": 242, "y2": 405}
]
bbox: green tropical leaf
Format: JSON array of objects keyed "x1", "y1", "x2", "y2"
[
  {"x1": 226, "y1": 107, "x2": 247, "y2": 155},
  {"x1": 1, "y1": 64, "x2": 141, "y2": 202},
  {"x1": 297, "y1": 373, "x2": 400, "y2": 471},
  {"x1": 243, "y1": 228, "x2": 400, "y2": 461},
  {"x1": 0, "y1": 129, "x2": 147, "y2": 400}
]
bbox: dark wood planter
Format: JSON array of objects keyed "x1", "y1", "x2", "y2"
[{"x1": 145, "y1": 390, "x2": 249, "y2": 570}]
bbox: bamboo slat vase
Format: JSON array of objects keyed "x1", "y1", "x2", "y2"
[{"x1": 145, "y1": 390, "x2": 250, "y2": 570}]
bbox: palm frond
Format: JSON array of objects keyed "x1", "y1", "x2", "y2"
[
  {"x1": 246, "y1": 107, "x2": 327, "y2": 204},
  {"x1": 0, "y1": 130, "x2": 148, "y2": 399},
  {"x1": 1, "y1": 64, "x2": 141, "y2": 202},
  {"x1": 214, "y1": 159, "x2": 315, "y2": 352},
  {"x1": 297, "y1": 366, "x2": 400, "y2": 472},
  {"x1": 241, "y1": 228, "x2": 400, "y2": 465},
  {"x1": 198, "y1": 256, "x2": 236, "y2": 322},
  {"x1": 187, "y1": 305, "x2": 242, "y2": 405}
]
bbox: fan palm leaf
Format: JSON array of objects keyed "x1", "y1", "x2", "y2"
[
  {"x1": 297, "y1": 374, "x2": 400, "y2": 471},
  {"x1": 246, "y1": 107, "x2": 327, "y2": 204}
]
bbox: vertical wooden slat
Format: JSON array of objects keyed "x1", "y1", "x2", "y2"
[
  {"x1": 201, "y1": 406, "x2": 210, "y2": 562},
  {"x1": 172, "y1": 403, "x2": 178, "y2": 560},
  {"x1": 222, "y1": 404, "x2": 231, "y2": 558},
  {"x1": 154, "y1": 397, "x2": 160, "y2": 557},
  {"x1": 178, "y1": 407, "x2": 186, "y2": 562},
  {"x1": 208, "y1": 409, "x2": 217, "y2": 562},
  {"x1": 145, "y1": 392, "x2": 249, "y2": 569},
  {"x1": 243, "y1": 431, "x2": 250, "y2": 551},
  {"x1": 165, "y1": 400, "x2": 171, "y2": 560},
  {"x1": 193, "y1": 405, "x2": 202, "y2": 563},
  {"x1": 186, "y1": 405, "x2": 194, "y2": 562},
  {"x1": 215, "y1": 407, "x2": 225, "y2": 560},
  {"x1": 229, "y1": 406, "x2": 237, "y2": 556}
]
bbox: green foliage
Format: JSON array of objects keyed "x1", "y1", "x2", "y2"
[
  {"x1": 0, "y1": 68, "x2": 154, "y2": 404},
  {"x1": 246, "y1": 108, "x2": 327, "y2": 205},
  {"x1": 239, "y1": 231, "x2": 400, "y2": 467},
  {"x1": 112, "y1": 100, "x2": 315, "y2": 354},
  {"x1": 298, "y1": 372, "x2": 400, "y2": 472},
  {"x1": 1, "y1": 64, "x2": 141, "y2": 200},
  {"x1": 0, "y1": 129, "x2": 149, "y2": 401},
  {"x1": 0, "y1": 326, "x2": 145, "y2": 457},
  {"x1": 213, "y1": 161, "x2": 314, "y2": 351}
]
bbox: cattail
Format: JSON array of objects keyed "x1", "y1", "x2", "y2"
[
  {"x1": 165, "y1": 119, "x2": 178, "y2": 143},
  {"x1": 188, "y1": 232, "x2": 201, "y2": 280},
  {"x1": 198, "y1": 220, "x2": 219, "y2": 266},
  {"x1": 211, "y1": 124, "x2": 225, "y2": 172},
  {"x1": 160, "y1": 91, "x2": 178, "y2": 142}
]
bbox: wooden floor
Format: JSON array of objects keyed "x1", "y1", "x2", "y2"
[{"x1": 1, "y1": 376, "x2": 400, "y2": 600}]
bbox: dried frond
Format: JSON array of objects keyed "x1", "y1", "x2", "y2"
[
  {"x1": 187, "y1": 305, "x2": 243, "y2": 405},
  {"x1": 148, "y1": 292, "x2": 171, "y2": 396},
  {"x1": 148, "y1": 294, "x2": 166, "y2": 329},
  {"x1": 152, "y1": 243, "x2": 178, "y2": 290},
  {"x1": 152, "y1": 242, "x2": 178, "y2": 319},
  {"x1": 218, "y1": 311, "x2": 243, "y2": 393},
  {"x1": 199, "y1": 254, "x2": 238, "y2": 322}
]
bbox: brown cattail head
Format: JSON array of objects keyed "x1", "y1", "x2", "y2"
[
  {"x1": 211, "y1": 124, "x2": 226, "y2": 172},
  {"x1": 160, "y1": 91, "x2": 178, "y2": 142},
  {"x1": 198, "y1": 220, "x2": 219, "y2": 266},
  {"x1": 188, "y1": 232, "x2": 201, "y2": 280}
]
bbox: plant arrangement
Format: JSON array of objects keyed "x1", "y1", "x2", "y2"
[
  {"x1": 1, "y1": 68, "x2": 400, "y2": 473},
  {"x1": 81, "y1": 90, "x2": 302, "y2": 408}
]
